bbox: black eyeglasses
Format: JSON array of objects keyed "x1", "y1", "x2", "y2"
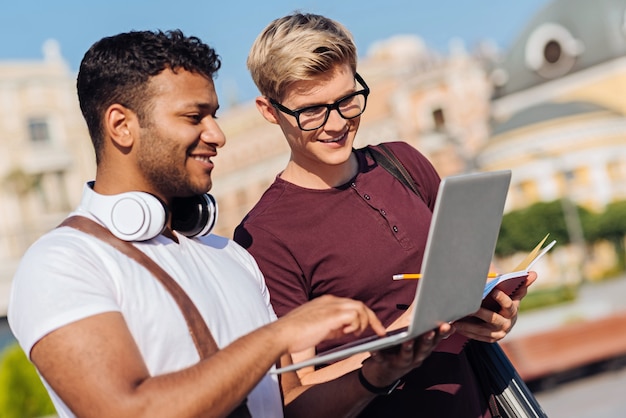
[{"x1": 269, "y1": 73, "x2": 370, "y2": 131}]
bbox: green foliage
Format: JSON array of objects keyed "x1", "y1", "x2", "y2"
[
  {"x1": 496, "y1": 200, "x2": 570, "y2": 256},
  {"x1": 584, "y1": 200, "x2": 626, "y2": 240},
  {"x1": 0, "y1": 343, "x2": 56, "y2": 418},
  {"x1": 594, "y1": 201, "x2": 626, "y2": 270},
  {"x1": 496, "y1": 199, "x2": 626, "y2": 261},
  {"x1": 493, "y1": 199, "x2": 626, "y2": 310}
]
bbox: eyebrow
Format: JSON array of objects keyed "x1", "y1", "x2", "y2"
[
  {"x1": 293, "y1": 86, "x2": 360, "y2": 110},
  {"x1": 179, "y1": 102, "x2": 219, "y2": 113}
]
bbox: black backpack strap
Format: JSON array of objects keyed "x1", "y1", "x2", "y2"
[
  {"x1": 363, "y1": 144, "x2": 503, "y2": 417},
  {"x1": 363, "y1": 143, "x2": 425, "y2": 203}
]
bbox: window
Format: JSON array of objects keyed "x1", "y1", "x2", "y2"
[
  {"x1": 518, "y1": 179, "x2": 540, "y2": 201},
  {"x1": 27, "y1": 117, "x2": 51, "y2": 143},
  {"x1": 524, "y1": 22, "x2": 583, "y2": 79},
  {"x1": 432, "y1": 108, "x2": 446, "y2": 131},
  {"x1": 544, "y1": 40, "x2": 562, "y2": 64},
  {"x1": 607, "y1": 159, "x2": 623, "y2": 181}
]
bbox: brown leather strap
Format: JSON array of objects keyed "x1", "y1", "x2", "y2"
[
  {"x1": 59, "y1": 215, "x2": 251, "y2": 418},
  {"x1": 60, "y1": 215, "x2": 218, "y2": 357}
]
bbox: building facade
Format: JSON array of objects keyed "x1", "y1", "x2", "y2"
[
  {"x1": 478, "y1": 0, "x2": 626, "y2": 280},
  {"x1": 481, "y1": 0, "x2": 626, "y2": 214},
  {"x1": 0, "y1": 41, "x2": 95, "y2": 314},
  {"x1": 3, "y1": 0, "x2": 625, "y2": 312}
]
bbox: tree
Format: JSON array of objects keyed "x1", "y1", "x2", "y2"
[
  {"x1": 496, "y1": 200, "x2": 570, "y2": 257},
  {"x1": 586, "y1": 201, "x2": 626, "y2": 270},
  {"x1": 497, "y1": 199, "x2": 626, "y2": 273}
]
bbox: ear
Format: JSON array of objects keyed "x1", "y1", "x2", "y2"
[
  {"x1": 255, "y1": 96, "x2": 280, "y2": 125},
  {"x1": 104, "y1": 104, "x2": 138, "y2": 148}
]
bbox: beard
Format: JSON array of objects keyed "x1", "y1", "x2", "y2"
[{"x1": 136, "y1": 124, "x2": 211, "y2": 199}]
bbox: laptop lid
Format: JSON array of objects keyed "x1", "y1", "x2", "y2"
[{"x1": 272, "y1": 169, "x2": 512, "y2": 374}]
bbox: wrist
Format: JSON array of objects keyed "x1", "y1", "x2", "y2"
[{"x1": 357, "y1": 367, "x2": 403, "y2": 396}]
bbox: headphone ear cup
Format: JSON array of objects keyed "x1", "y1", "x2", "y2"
[
  {"x1": 109, "y1": 193, "x2": 168, "y2": 241},
  {"x1": 82, "y1": 182, "x2": 168, "y2": 241},
  {"x1": 171, "y1": 194, "x2": 218, "y2": 237}
]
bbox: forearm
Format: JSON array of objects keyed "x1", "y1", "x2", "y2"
[
  {"x1": 132, "y1": 325, "x2": 283, "y2": 417},
  {"x1": 127, "y1": 295, "x2": 383, "y2": 417},
  {"x1": 34, "y1": 296, "x2": 385, "y2": 417},
  {"x1": 285, "y1": 369, "x2": 378, "y2": 418},
  {"x1": 34, "y1": 315, "x2": 288, "y2": 418}
]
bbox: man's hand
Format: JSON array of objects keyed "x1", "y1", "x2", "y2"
[
  {"x1": 360, "y1": 323, "x2": 454, "y2": 388},
  {"x1": 454, "y1": 271, "x2": 537, "y2": 342},
  {"x1": 271, "y1": 294, "x2": 387, "y2": 354},
  {"x1": 281, "y1": 323, "x2": 454, "y2": 418}
]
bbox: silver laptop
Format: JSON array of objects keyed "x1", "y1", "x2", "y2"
[{"x1": 272, "y1": 169, "x2": 512, "y2": 374}]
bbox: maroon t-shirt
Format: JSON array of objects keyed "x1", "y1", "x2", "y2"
[{"x1": 235, "y1": 141, "x2": 490, "y2": 417}]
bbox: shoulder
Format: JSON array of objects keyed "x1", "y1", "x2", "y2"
[
  {"x1": 10, "y1": 218, "x2": 137, "y2": 297},
  {"x1": 234, "y1": 178, "x2": 307, "y2": 246},
  {"x1": 194, "y1": 233, "x2": 265, "y2": 281},
  {"x1": 238, "y1": 178, "x2": 289, "y2": 223},
  {"x1": 17, "y1": 223, "x2": 122, "y2": 273},
  {"x1": 8, "y1": 225, "x2": 125, "y2": 355},
  {"x1": 371, "y1": 141, "x2": 432, "y2": 164},
  {"x1": 367, "y1": 141, "x2": 441, "y2": 207},
  {"x1": 363, "y1": 140, "x2": 438, "y2": 176},
  {"x1": 359, "y1": 141, "x2": 435, "y2": 171},
  {"x1": 197, "y1": 233, "x2": 256, "y2": 263}
]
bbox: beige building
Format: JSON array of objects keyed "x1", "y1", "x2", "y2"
[
  {"x1": 478, "y1": 0, "x2": 626, "y2": 280},
  {"x1": 3, "y1": 0, "x2": 624, "y2": 312},
  {"x1": 0, "y1": 40, "x2": 95, "y2": 314},
  {"x1": 481, "y1": 0, "x2": 626, "y2": 212}
]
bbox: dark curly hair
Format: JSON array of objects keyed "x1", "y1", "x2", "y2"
[{"x1": 77, "y1": 30, "x2": 221, "y2": 163}]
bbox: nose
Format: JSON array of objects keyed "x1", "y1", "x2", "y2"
[
  {"x1": 201, "y1": 117, "x2": 226, "y2": 148},
  {"x1": 323, "y1": 108, "x2": 347, "y2": 132}
]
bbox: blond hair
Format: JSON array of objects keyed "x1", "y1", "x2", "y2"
[{"x1": 247, "y1": 12, "x2": 357, "y2": 101}]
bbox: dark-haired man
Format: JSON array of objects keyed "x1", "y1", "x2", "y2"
[{"x1": 8, "y1": 30, "x2": 448, "y2": 417}]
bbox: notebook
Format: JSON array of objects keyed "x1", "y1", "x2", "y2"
[{"x1": 272, "y1": 169, "x2": 512, "y2": 374}]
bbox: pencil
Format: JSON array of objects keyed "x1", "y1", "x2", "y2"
[{"x1": 392, "y1": 272, "x2": 499, "y2": 280}]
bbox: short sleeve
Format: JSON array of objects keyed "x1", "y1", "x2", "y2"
[{"x1": 8, "y1": 229, "x2": 121, "y2": 356}]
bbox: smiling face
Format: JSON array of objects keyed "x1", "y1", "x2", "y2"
[
  {"x1": 135, "y1": 68, "x2": 226, "y2": 200},
  {"x1": 259, "y1": 64, "x2": 362, "y2": 188}
]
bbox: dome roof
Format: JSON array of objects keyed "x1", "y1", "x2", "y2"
[
  {"x1": 492, "y1": 0, "x2": 626, "y2": 98},
  {"x1": 491, "y1": 101, "x2": 617, "y2": 135}
]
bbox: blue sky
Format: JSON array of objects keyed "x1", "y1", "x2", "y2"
[{"x1": 1, "y1": 0, "x2": 549, "y2": 108}]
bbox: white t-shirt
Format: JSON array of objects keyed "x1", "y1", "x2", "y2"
[{"x1": 8, "y1": 209, "x2": 283, "y2": 418}]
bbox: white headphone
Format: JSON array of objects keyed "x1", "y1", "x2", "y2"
[{"x1": 80, "y1": 181, "x2": 218, "y2": 241}]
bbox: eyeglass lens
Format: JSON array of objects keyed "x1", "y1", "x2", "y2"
[{"x1": 298, "y1": 92, "x2": 367, "y2": 130}]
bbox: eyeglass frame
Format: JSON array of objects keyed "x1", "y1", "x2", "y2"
[{"x1": 269, "y1": 73, "x2": 370, "y2": 131}]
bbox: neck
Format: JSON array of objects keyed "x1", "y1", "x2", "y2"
[{"x1": 281, "y1": 152, "x2": 358, "y2": 189}]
